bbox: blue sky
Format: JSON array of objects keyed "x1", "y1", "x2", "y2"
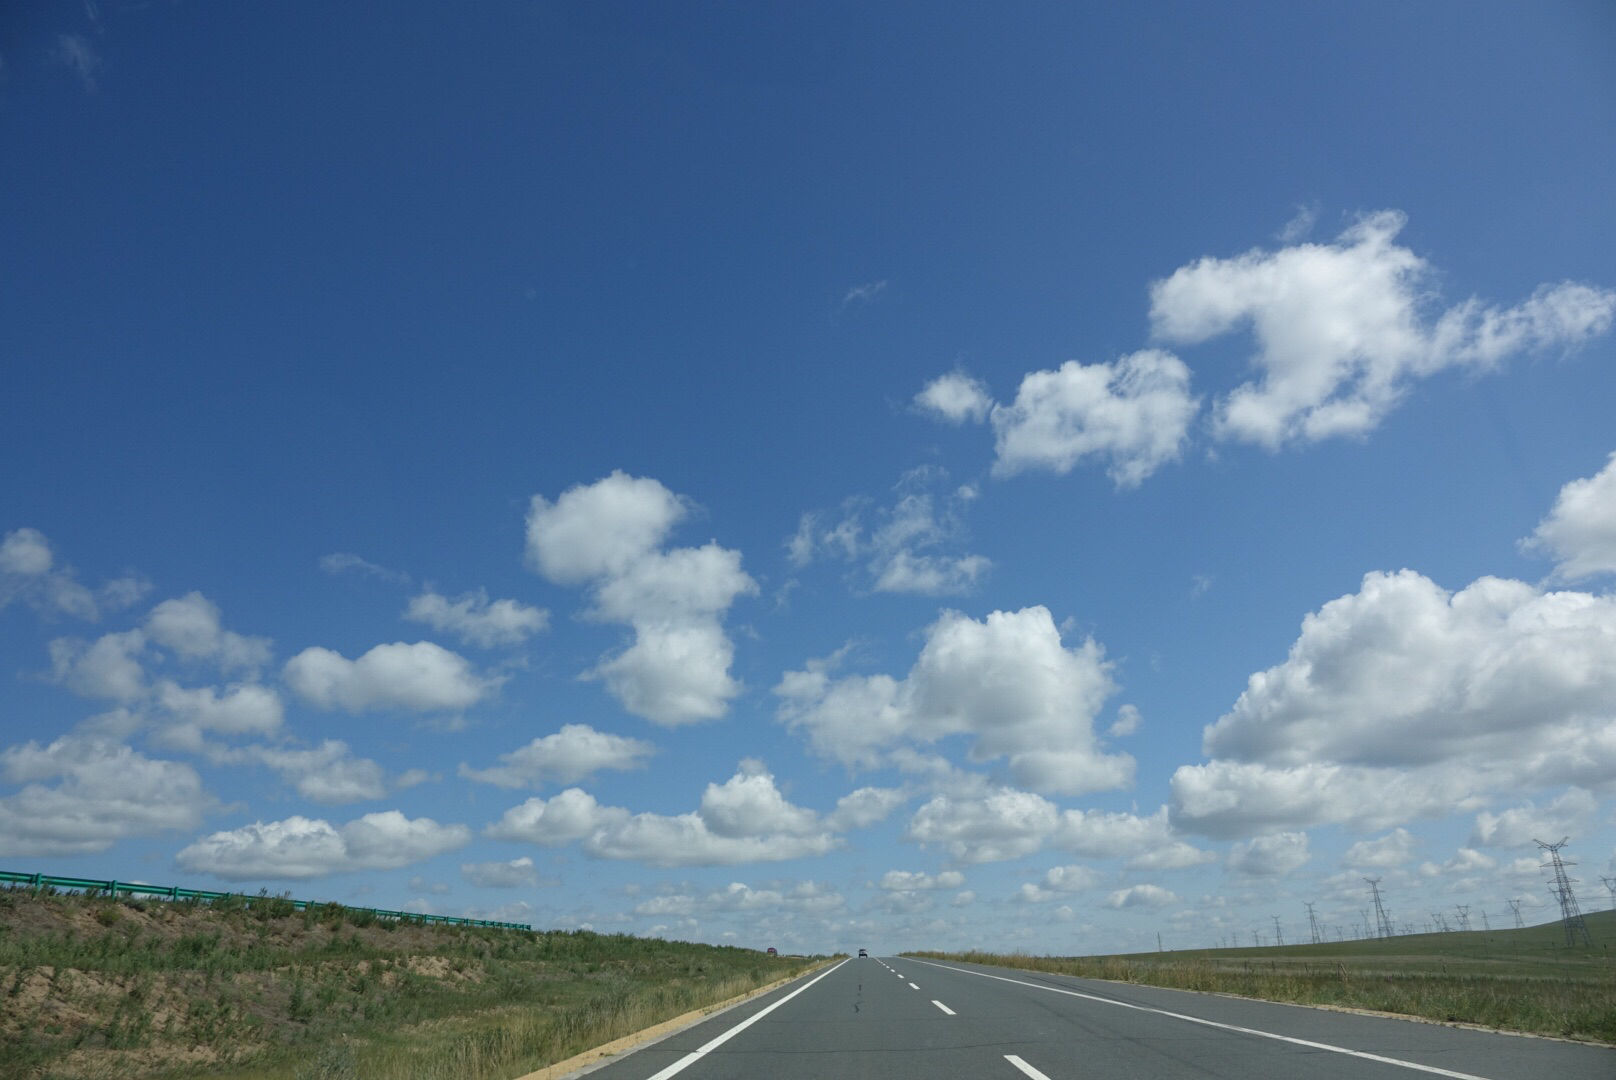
[{"x1": 4, "y1": 1, "x2": 1615, "y2": 953}]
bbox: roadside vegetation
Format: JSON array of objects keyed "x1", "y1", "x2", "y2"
[
  {"x1": 909, "y1": 909, "x2": 1616, "y2": 1044},
  {"x1": 0, "y1": 884, "x2": 822, "y2": 1079}
]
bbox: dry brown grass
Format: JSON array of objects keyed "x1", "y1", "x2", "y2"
[{"x1": 0, "y1": 886, "x2": 822, "y2": 1079}]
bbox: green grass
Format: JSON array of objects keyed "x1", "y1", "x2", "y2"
[
  {"x1": 908, "y1": 909, "x2": 1616, "y2": 1044},
  {"x1": 0, "y1": 885, "x2": 825, "y2": 1079}
]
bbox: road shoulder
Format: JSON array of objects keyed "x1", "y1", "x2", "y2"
[{"x1": 513, "y1": 959, "x2": 837, "y2": 1080}]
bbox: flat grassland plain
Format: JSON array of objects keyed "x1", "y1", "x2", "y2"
[
  {"x1": 910, "y1": 909, "x2": 1616, "y2": 1045},
  {"x1": 0, "y1": 886, "x2": 824, "y2": 1080}
]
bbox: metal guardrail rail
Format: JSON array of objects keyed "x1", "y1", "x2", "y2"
[{"x1": 0, "y1": 870, "x2": 532, "y2": 931}]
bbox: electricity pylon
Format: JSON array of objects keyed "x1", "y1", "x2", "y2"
[
  {"x1": 1365, "y1": 878, "x2": 1394, "y2": 938},
  {"x1": 1536, "y1": 837, "x2": 1592, "y2": 947}
]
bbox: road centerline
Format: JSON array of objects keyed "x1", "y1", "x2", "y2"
[{"x1": 905, "y1": 958, "x2": 1501, "y2": 1080}]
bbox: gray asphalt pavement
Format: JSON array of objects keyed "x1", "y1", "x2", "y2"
[{"x1": 578, "y1": 954, "x2": 1615, "y2": 1080}]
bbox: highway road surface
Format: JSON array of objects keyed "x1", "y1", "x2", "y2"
[{"x1": 579, "y1": 954, "x2": 1614, "y2": 1080}]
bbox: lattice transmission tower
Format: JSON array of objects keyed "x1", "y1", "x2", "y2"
[
  {"x1": 1506, "y1": 898, "x2": 1524, "y2": 928},
  {"x1": 1602, "y1": 877, "x2": 1616, "y2": 911},
  {"x1": 1365, "y1": 877, "x2": 1394, "y2": 938},
  {"x1": 1536, "y1": 837, "x2": 1592, "y2": 947},
  {"x1": 1304, "y1": 901, "x2": 1322, "y2": 945}
]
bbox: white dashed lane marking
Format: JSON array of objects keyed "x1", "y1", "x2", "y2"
[
  {"x1": 932, "y1": 1000, "x2": 956, "y2": 1016},
  {"x1": 906, "y1": 958, "x2": 1503, "y2": 1080},
  {"x1": 1004, "y1": 1055, "x2": 1053, "y2": 1080}
]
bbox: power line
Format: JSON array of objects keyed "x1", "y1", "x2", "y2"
[{"x1": 1535, "y1": 837, "x2": 1592, "y2": 947}]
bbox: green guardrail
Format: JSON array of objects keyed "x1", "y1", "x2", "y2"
[{"x1": 0, "y1": 870, "x2": 532, "y2": 931}]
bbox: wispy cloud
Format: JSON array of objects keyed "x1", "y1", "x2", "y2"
[
  {"x1": 788, "y1": 467, "x2": 990, "y2": 596},
  {"x1": 841, "y1": 280, "x2": 888, "y2": 306},
  {"x1": 52, "y1": 34, "x2": 101, "y2": 92},
  {"x1": 1277, "y1": 202, "x2": 1318, "y2": 244},
  {"x1": 319, "y1": 552, "x2": 411, "y2": 585}
]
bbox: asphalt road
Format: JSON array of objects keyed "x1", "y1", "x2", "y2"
[{"x1": 579, "y1": 954, "x2": 1615, "y2": 1080}]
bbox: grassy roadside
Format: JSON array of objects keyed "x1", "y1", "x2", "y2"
[
  {"x1": 0, "y1": 885, "x2": 825, "y2": 1079},
  {"x1": 908, "y1": 909, "x2": 1616, "y2": 1045}
]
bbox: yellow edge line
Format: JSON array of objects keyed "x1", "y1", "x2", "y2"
[{"x1": 511, "y1": 959, "x2": 836, "y2": 1080}]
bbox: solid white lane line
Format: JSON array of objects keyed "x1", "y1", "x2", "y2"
[
  {"x1": 905, "y1": 959, "x2": 1499, "y2": 1080},
  {"x1": 1004, "y1": 1055, "x2": 1054, "y2": 1080},
  {"x1": 908, "y1": 982, "x2": 919, "y2": 990},
  {"x1": 932, "y1": 1000, "x2": 956, "y2": 1016},
  {"x1": 643, "y1": 959, "x2": 848, "y2": 1080}
]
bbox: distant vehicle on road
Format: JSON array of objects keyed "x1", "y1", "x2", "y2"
[
  {"x1": 858, "y1": 948, "x2": 868, "y2": 957},
  {"x1": 766, "y1": 947, "x2": 777, "y2": 955}
]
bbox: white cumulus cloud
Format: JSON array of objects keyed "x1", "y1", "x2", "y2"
[
  {"x1": 1469, "y1": 789, "x2": 1597, "y2": 849},
  {"x1": 878, "y1": 869, "x2": 966, "y2": 891},
  {"x1": 48, "y1": 631, "x2": 147, "y2": 702},
  {"x1": 1019, "y1": 865, "x2": 1103, "y2": 902},
  {"x1": 145, "y1": 592, "x2": 271, "y2": 673},
  {"x1": 0, "y1": 527, "x2": 53, "y2": 576},
  {"x1": 283, "y1": 641, "x2": 498, "y2": 713},
  {"x1": 1, "y1": 528, "x2": 148, "y2": 621},
  {"x1": 989, "y1": 350, "x2": 1198, "y2": 487},
  {"x1": 484, "y1": 762, "x2": 840, "y2": 867},
  {"x1": 1055, "y1": 806, "x2": 1214, "y2": 869},
  {"x1": 904, "y1": 788, "x2": 1060, "y2": 864},
  {"x1": 1105, "y1": 884, "x2": 1177, "y2": 909},
  {"x1": 211, "y1": 740, "x2": 388, "y2": 804},
  {"x1": 777, "y1": 606, "x2": 1131, "y2": 796},
  {"x1": 526, "y1": 470, "x2": 689, "y2": 584},
  {"x1": 459, "y1": 724, "x2": 655, "y2": 788},
  {"x1": 176, "y1": 810, "x2": 470, "y2": 880},
  {"x1": 1150, "y1": 210, "x2": 1616, "y2": 448},
  {"x1": 404, "y1": 588, "x2": 548, "y2": 648},
  {"x1": 0, "y1": 736, "x2": 208, "y2": 856},
  {"x1": 914, "y1": 372, "x2": 993, "y2": 424},
  {"x1": 827, "y1": 786, "x2": 907, "y2": 831},
  {"x1": 1226, "y1": 831, "x2": 1311, "y2": 876},
  {"x1": 1171, "y1": 759, "x2": 1483, "y2": 839},
  {"x1": 1523, "y1": 451, "x2": 1616, "y2": 583},
  {"x1": 154, "y1": 680, "x2": 284, "y2": 751},
  {"x1": 1172, "y1": 569, "x2": 1616, "y2": 838},
  {"x1": 461, "y1": 856, "x2": 539, "y2": 888},
  {"x1": 526, "y1": 472, "x2": 756, "y2": 724},
  {"x1": 1342, "y1": 828, "x2": 1417, "y2": 868}
]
